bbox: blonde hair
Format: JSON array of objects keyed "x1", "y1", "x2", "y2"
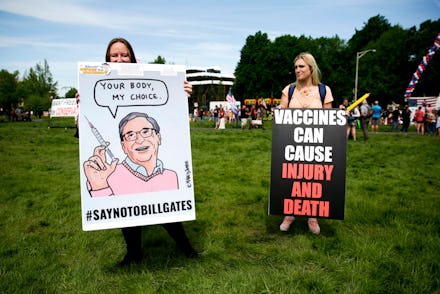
[{"x1": 294, "y1": 52, "x2": 321, "y2": 85}]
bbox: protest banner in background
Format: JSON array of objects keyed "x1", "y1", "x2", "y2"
[
  {"x1": 269, "y1": 108, "x2": 347, "y2": 220},
  {"x1": 78, "y1": 62, "x2": 195, "y2": 231},
  {"x1": 50, "y1": 98, "x2": 78, "y2": 117}
]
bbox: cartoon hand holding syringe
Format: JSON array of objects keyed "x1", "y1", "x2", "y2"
[{"x1": 83, "y1": 116, "x2": 119, "y2": 191}]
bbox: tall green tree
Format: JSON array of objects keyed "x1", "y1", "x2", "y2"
[
  {"x1": 64, "y1": 88, "x2": 78, "y2": 98},
  {"x1": 358, "y1": 26, "x2": 410, "y2": 104},
  {"x1": 364, "y1": 21, "x2": 440, "y2": 104},
  {"x1": 233, "y1": 33, "x2": 348, "y2": 102},
  {"x1": 348, "y1": 15, "x2": 391, "y2": 55},
  {"x1": 150, "y1": 55, "x2": 166, "y2": 64},
  {"x1": 19, "y1": 60, "x2": 57, "y2": 117},
  {"x1": 0, "y1": 69, "x2": 20, "y2": 116},
  {"x1": 345, "y1": 15, "x2": 392, "y2": 103},
  {"x1": 261, "y1": 34, "x2": 299, "y2": 98},
  {"x1": 232, "y1": 16, "x2": 439, "y2": 108},
  {"x1": 233, "y1": 31, "x2": 271, "y2": 99}
]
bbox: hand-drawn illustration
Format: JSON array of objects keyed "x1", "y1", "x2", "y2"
[
  {"x1": 83, "y1": 112, "x2": 178, "y2": 197},
  {"x1": 84, "y1": 116, "x2": 116, "y2": 162},
  {"x1": 94, "y1": 78, "x2": 169, "y2": 118},
  {"x1": 79, "y1": 62, "x2": 194, "y2": 231}
]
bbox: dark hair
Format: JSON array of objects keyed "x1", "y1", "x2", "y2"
[
  {"x1": 119, "y1": 112, "x2": 160, "y2": 141},
  {"x1": 105, "y1": 38, "x2": 137, "y2": 63}
]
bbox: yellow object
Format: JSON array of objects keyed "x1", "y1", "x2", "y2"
[{"x1": 347, "y1": 93, "x2": 370, "y2": 112}]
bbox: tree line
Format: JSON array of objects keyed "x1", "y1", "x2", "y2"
[
  {"x1": 0, "y1": 60, "x2": 58, "y2": 119},
  {"x1": 232, "y1": 15, "x2": 440, "y2": 107},
  {"x1": 0, "y1": 15, "x2": 438, "y2": 119},
  {"x1": 0, "y1": 55, "x2": 169, "y2": 120}
]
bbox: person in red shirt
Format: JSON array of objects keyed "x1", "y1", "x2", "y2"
[{"x1": 414, "y1": 106, "x2": 425, "y2": 135}]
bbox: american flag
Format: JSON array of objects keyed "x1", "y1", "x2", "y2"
[
  {"x1": 226, "y1": 90, "x2": 238, "y2": 114},
  {"x1": 407, "y1": 96, "x2": 438, "y2": 108}
]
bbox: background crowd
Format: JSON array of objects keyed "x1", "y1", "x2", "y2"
[{"x1": 340, "y1": 98, "x2": 440, "y2": 140}]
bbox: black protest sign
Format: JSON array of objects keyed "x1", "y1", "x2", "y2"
[{"x1": 269, "y1": 108, "x2": 347, "y2": 220}]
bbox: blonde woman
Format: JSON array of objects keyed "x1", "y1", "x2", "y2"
[{"x1": 278, "y1": 52, "x2": 334, "y2": 235}]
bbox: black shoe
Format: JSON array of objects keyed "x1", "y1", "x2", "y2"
[
  {"x1": 118, "y1": 254, "x2": 142, "y2": 266},
  {"x1": 182, "y1": 246, "x2": 199, "y2": 258}
]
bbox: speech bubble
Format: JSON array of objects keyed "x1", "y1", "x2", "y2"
[{"x1": 94, "y1": 78, "x2": 169, "y2": 118}]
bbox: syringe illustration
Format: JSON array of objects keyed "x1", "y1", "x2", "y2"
[{"x1": 84, "y1": 116, "x2": 116, "y2": 162}]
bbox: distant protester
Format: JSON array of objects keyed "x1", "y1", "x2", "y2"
[
  {"x1": 371, "y1": 101, "x2": 382, "y2": 133},
  {"x1": 414, "y1": 106, "x2": 425, "y2": 135}
]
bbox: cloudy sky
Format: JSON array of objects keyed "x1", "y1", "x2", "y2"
[{"x1": 0, "y1": 0, "x2": 439, "y2": 95}]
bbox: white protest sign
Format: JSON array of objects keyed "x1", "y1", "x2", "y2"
[
  {"x1": 78, "y1": 62, "x2": 195, "y2": 231},
  {"x1": 50, "y1": 98, "x2": 78, "y2": 117}
]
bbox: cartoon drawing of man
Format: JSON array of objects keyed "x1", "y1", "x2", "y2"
[{"x1": 83, "y1": 112, "x2": 178, "y2": 197}]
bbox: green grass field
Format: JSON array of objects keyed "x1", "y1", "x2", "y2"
[{"x1": 0, "y1": 118, "x2": 439, "y2": 293}]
